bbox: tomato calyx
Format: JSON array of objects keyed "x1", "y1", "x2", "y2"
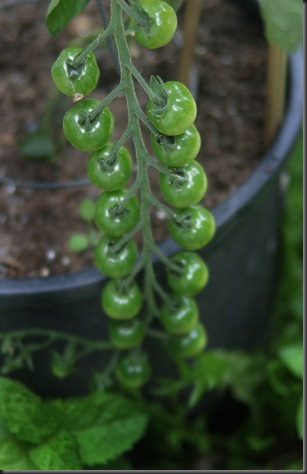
[
  {"x1": 168, "y1": 169, "x2": 188, "y2": 189},
  {"x1": 149, "y1": 76, "x2": 169, "y2": 111},
  {"x1": 173, "y1": 212, "x2": 192, "y2": 230},
  {"x1": 157, "y1": 134, "x2": 177, "y2": 150},
  {"x1": 65, "y1": 58, "x2": 85, "y2": 80},
  {"x1": 97, "y1": 152, "x2": 117, "y2": 173},
  {"x1": 77, "y1": 107, "x2": 103, "y2": 130}
]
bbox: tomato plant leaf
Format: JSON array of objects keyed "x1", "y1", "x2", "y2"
[
  {"x1": 46, "y1": 0, "x2": 91, "y2": 36},
  {"x1": 0, "y1": 435, "x2": 37, "y2": 470},
  {"x1": 0, "y1": 377, "x2": 59, "y2": 444},
  {"x1": 48, "y1": 391, "x2": 148, "y2": 465},
  {"x1": 259, "y1": 0, "x2": 303, "y2": 51},
  {"x1": 278, "y1": 344, "x2": 303, "y2": 379},
  {"x1": 29, "y1": 430, "x2": 82, "y2": 470}
]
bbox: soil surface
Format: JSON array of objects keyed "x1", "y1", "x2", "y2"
[{"x1": 0, "y1": 0, "x2": 267, "y2": 279}]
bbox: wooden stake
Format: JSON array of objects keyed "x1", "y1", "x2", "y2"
[
  {"x1": 264, "y1": 42, "x2": 287, "y2": 149},
  {"x1": 177, "y1": 0, "x2": 202, "y2": 87}
]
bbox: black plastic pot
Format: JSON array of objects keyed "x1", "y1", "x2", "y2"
[{"x1": 0, "y1": 45, "x2": 303, "y2": 396}]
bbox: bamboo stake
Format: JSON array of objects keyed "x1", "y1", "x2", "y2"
[
  {"x1": 177, "y1": 0, "x2": 202, "y2": 87},
  {"x1": 264, "y1": 42, "x2": 287, "y2": 149}
]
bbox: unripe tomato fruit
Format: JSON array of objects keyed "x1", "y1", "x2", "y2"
[
  {"x1": 95, "y1": 189, "x2": 140, "y2": 238},
  {"x1": 115, "y1": 352, "x2": 151, "y2": 389},
  {"x1": 87, "y1": 143, "x2": 132, "y2": 191},
  {"x1": 167, "y1": 251, "x2": 209, "y2": 296},
  {"x1": 101, "y1": 279, "x2": 142, "y2": 320},
  {"x1": 151, "y1": 125, "x2": 201, "y2": 167},
  {"x1": 159, "y1": 161, "x2": 207, "y2": 208},
  {"x1": 63, "y1": 99, "x2": 114, "y2": 152},
  {"x1": 171, "y1": 322, "x2": 207, "y2": 358},
  {"x1": 108, "y1": 318, "x2": 145, "y2": 349},
  {"x1": 131, "y1": 0, "x2": 177, "y2": 49},
  {"x1": 147, "y1": 81, "x2": 197, "y2": 136},
  {"x1": 160, "y1": 295, "x2": 199, "y2": 335},
  {"x1": 168, "y1": 205, "x2": 216, "y2": 250},
  {"x1": 95, "y1": 235, "x2": 137, "y2": 278},
  {"x1": 51, "y1": 47, "x2": 100, "y2": 97}
]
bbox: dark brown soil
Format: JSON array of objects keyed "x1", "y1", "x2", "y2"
[{"x1": 0, "y1": 0, "x2": 267, "y2": 279}]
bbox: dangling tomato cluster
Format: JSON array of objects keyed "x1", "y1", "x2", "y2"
[{"x1": 51, "y1": 0, "x2": 215, "y2": 390}]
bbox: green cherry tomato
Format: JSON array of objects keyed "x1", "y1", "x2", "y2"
[
  {"x1": 168, "y1": 205, "x2": 216, "y2": 250},
  {"x1": 94, "y1": 235, "x2": 137, "y2": 278},
  {"x1": 63, "y1": 99, "x2": 114, "y2": 152},
  {"x1": 171, "y1": 322, "x2": 207, "y2": 358},
  {"x1": 87, "y1": 143, "x2": 132, "y2": 190},
  {"x1": 159, "y1": 161, "x2": 207, "y2": 208},
  {"x1": 167, "y1": 251, "x2": 209, "y2": 296},
  {"x1": 101, "y1": 279, "x2": 142, "y2": 320},
  {"x1": 108, "y1": 318, "x2": 145, "y2": 349},
  {"x1": 160, "y1": 295, "x2": 199, "y2": 335},
  {"x1": 51, "y1": 47, "x2": 100, "y2": 97},
  {"x1": 95, "y1": 189, "x2": 140, "y2": 237},
  {"x1": 115, "y1": 352, "x2": 151, "y2": 389},
  {"x1": 151, "y1": 125, "x2": 201, "y2": 167},
  {"x1": 146, "y1": 81, "x2": 197, "y2": 136},
  {"x1": 131, "y1": 0, "x2": 177, "y2": 49}
]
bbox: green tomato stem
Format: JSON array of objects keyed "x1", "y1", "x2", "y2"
[{"x1": 73, "y1": 23, "x2": 114, "y2": 67}]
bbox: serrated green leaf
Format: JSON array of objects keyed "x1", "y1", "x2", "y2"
[
  {"x1": 29, "y1": 429, "x2": 82, "y2": 470},
  {"x1": 0, "y1": 377, "x2": 59, "y2": 444},
  {"x1": 46, "y1": 0, "x2": 91, "y2": 35},
  {"x1": 259, "y1": 0, "x2": 303, "y2": 51},
  {"x1": 48, "y1": 391, "x2": 148, "y2": 465},
  {"x1": 278, "y1": 344, "x2": 303, "y2": 379},
  {"x1": 0, "y1": 435, "x2": 37, "y2": 470}
]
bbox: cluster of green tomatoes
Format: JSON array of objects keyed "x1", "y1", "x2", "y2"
[{"x1": 51, "y1": 0, "x2": 215, "y2": 390}]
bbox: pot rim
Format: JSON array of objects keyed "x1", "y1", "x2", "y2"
[{"x1": 0, "y1": 50, "x2": 303, "y2": 300}]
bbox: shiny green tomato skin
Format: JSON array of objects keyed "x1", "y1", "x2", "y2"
[
  {"x1": 132, "y1": 0, "x2": 177, "y2": 49},
  {"x1": 101, "y1": 280, "x2": 142, "y2": 320},
  {"x1": 171, "y1": 322, "x2": 207, "y2": 358},
  {"x1": 167, "y1": 251, "x2": 209, "y2": 296},
  {"x1": 94, "y1": 235, "x2": 137, "y2": 278},
  {"x1": 168, "y1": 205, "x2": 216, "y2": 250},
  {"x1": 87, "y1": 143, "x2": 132, "y2": 190},
  {"x1": 151, "y1": 125, "x2": 201, "y2": 167},
  {"x1": 51, "y1": 47, "x2": 100, "y2": 97},
  {"x1": 108, "y1": 318, "x2": 145, "y2": 349},
  {"x1": 159, "y1": 161, "x2": 207, "y2": 208},
  {"x1": 63, "y1": 99, "x2": 114, "y2": 152},
  {"x1": 146, "y1": 82, "x2": 197, "y2": 136},
  {"x1": 115, "y1": 352, "x2": 151, "y2": 389},
  {"x1": 160, "y1": 295, "x2": 199, "y2": 335},
  {"x1": 95, "y1": 189, "x2": 140, "y2": 237}
]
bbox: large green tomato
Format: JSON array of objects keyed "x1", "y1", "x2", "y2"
[
  {"x1": 131, "y1": 0, "x2": 177, "y2": 49},
  {"x1": 168, "y1": 205, "x2": 216, "y2": 250},
  {"x1": 167, "y1": 251, "x2": 209, "y2": 296},
  {"x1": 87, "y1": 143, "x2": 132, "y2": 190},
  {"x1": 151, "y1": 125, "x2": 201, "y2": 167},
  {"x1": 159, "y1": 161, "x2": 207, "y2": 208},
  {"x1": 95, "y1": 189, "x2": 140, "y2": 238},
  {"x1": 63, "y1": 99, "x2": 114, "y2": 152},
  {"x1": 146, "y1": 81, "x2": 197, "y2": 136},
  {"x1": 51, "y1": 47, "x2": 100, "y2": 97}
]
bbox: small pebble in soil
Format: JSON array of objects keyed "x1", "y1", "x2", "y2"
[
  {"x1": 61, "y1": 255, "x2": 71, "y2": 266},
  {"x1": 5, "y1": 184, "x2": 16, "y2": 194},
  {"x1": 40, "y1": 267, "x2": 50, "y2": 277},
  {"x1": 155, "y1": 209, "x2": 168, "y2": 220},
  {"x1": 46, "y1": 248, "x2": 56, "y2": 261}
]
